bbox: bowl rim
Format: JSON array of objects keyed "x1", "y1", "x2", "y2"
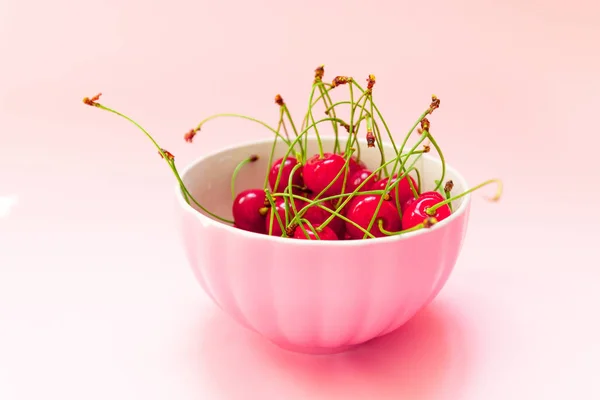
[{"x1": 175, "y1": 137, "x2": 471, "y2": 246}]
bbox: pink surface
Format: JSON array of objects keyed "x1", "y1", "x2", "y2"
[{"x1": 1, "y1": 0, "x2": 599, "y2": 399}]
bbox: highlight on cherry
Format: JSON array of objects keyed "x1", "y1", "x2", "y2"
[{"x1": 82, "y1": 65, "x2": 502, "y2": 241}]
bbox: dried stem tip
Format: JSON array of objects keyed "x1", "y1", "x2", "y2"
[
  {"x1": 420, "y1": 117, "x2": 430, "y2": 133},
  {"x1": 249, "y1": 154, "x2": 259, "y2": 162},
  {"x1": 422, "y1": 144, "x2": 431, "y2": 153},
  {"x1": 184, "y1": 128, "x2": 198, "y2": 143},
  {"x1": 423, "y1": 216, "x2": 438, "y2": 228},
  {"x1": 314, "y1": 65, "x2": 325, "y2": 83},
  {"x1": 429, "y1": 95, "x2": 440, "y2": 113},
  {"x1": 366, "y1": 74, "x2": 376, "y2": 90},
  {"x1": 274, "y1": 94, "x2": 284, "y2": 106},
  {"x1": 366, "y1": 131, "x2": 375, "y2": 147},
  {"x1": 331, "y1": 76, "x2": 352, "y2": 87},
  {"x1": 285, "y1": 223, "x2": 298, "y2": 237},
  {"x1": 83, "y1": 93, "x2": 102, "y2": 106},
  {"x1": 339, "y1": 121, "x2": 351, "y2": 132},
  {"x1": 444, "y1": 180, "x2": 454, "y2": 193},
  {"x1": 158, "y1": 148, "x2": 175, "y2": 161}
]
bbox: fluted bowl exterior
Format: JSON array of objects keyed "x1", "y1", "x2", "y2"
[{"x1": 177, "y1": 137, "x2": 471, "y2": 354}]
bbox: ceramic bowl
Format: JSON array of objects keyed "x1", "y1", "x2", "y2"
[{"x1": 178, "y1": 137, "x2": 470, "y2": 354}]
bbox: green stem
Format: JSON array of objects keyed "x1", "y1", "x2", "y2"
[
  {"x1": 300, "y1": 219, "x2": 321, "y2": 239},
  {"x1": 282, "y1": 105, "x2": 302, "y2": 158},
  {"x1": 295, "y1": 219, "x2": 312, "y2": 239},
  {"x1": 304, "y1": 84, "x2": 324, "y2": 158},
  {"x1": 427, "y1": 133, "x2": 446, "y2": 191},
  {"x1": 351, "y1": 80, "x2": 398, "y2": 154},
  {"x1": 231, "y1": 155, "x2": 258, "y2": 200},
  {"x1": 378, "y1": 219, "x2": 429, "y2": 235},
  {"x1": 317, "y1": 82, "x2": 340, "y2": 153},
  {"x1": 286, "y1": 163, "x2": 304, "y2": 223},
  {"x1": 195, "y1": 113, "x2": 292, "y2": 147},
  {"x1": 93, "y1": 103, "x2": 233, "y2": 225},
  {"x1": 318, "y1": 150, "x2": 408, "y2": 230},
  {"x1": 265, "y1": 189, "x2": 287, "y2": 237},
  {"x1": 371, "y1": 118, "x2": 388, "y2": 177},
  {"x1": 444, "y1": 186, "x2": 453, "y2": 212},
  {"x1": 275, "y1": 192, "x2": 376, "y2": 239},
  {"x1": 362, "y1": 135, "x2": 429, "y2": 239},
  {"x1": 426, "y1": 179, "x2": 503, "y2": 215},
  {"x1": 414, "y1": 168, "x2": 422, "y2": 197}
]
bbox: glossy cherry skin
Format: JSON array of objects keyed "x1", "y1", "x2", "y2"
[
  {"x1": 303, "y1": 153, "x2": 348, "y2": 197},
  {"x1": 402, "y1": 193, "x2": 452, "y2": 230},
  {"x1": 373, "y1": 174, "x2": 418, "y2": 208},
  {"x1": 302, "y1": 193, "x2": 345, "y2": 237},
  {"x1": 268, "y1": 156, "x2": 304, "y2": 193},
  {"x1": 232, "y1": 189, "x2": 267, "y2": 234},
  {"x1": 344, "y1": 195, "x2": 402, "y2": 239},
  {"x1": 402, "y1": 191, "x2": 444, "y2": 213},
  {"x1": 343, "y1": 153, "x2": 367, "y2": 177},
  {"x1": 265, "y1": 197, "x2": 303, "y2": 236},
  {"x1": 293, "y1": 224, "x2": 338, "y2": 240},
  {"x1": 346, "y1": 169, "x2": 378, "y2": 193}
]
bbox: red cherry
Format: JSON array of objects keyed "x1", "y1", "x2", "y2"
[
  {"x1": 268, "y1": 156, "x2": 304, "y2": 193},
  {"x1": 344, "y1": 194, "x2": 402, "y2": 239},
  {"x1": 232, "y1": 189, "x2": 267, "y2": 234},
  {"x1": 342, "y1": 153, "x2": 367, "y2": 176},
  {"x1": 265, "y1": 197, "x2": 304, "y2": 236},
  {"x1": 402, "y1": 191, "x2": 444, "y2": 213},
  {"x1": 373, "y1": 174, "x2": 418, "y2": 207},
  {"x1": 293, "y1": 224, "x2": 338, "y2": 240},
  {"x1": 303, "y1": 153, "x2": 348, "y2": 197},
  {"x1": 346, "y1": 169, "x2": 378, "y2": 193},
  {"x1": 302, "y1": 193, "x2": 345, "y2": 237},
  {"x1": 402, "y1": 193, "x2": 452, "y2": 230}
]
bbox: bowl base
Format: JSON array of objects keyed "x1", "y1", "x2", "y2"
[{"x1": 271, "y1": 341, "x2": 360, "y2": 355}]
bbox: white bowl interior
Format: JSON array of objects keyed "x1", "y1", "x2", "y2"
[{"x1": 181, "y1": 137, "x2": 468, "y2": 224}]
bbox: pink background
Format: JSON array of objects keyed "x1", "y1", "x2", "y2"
[{"x1": 1, "y1": 0, "x2": 599, "y2": 399}]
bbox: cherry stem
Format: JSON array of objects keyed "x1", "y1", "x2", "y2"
[
  {"x1": 90, "y1": 102, "x2": 233, "y2": 225},
  {"x1": 311, "y1": 149, "x2": 354, "y2": 205},
  {"x1": 295, "y1": 219, "x2": 312, "y2": 239},
  {"x1": 264, "y1": 107, "x2": 284, "y2": 189},
  {"x1": 370, "y1": 107, "x2": 388, "y2": 177},
  {"x1": 285, "y1": 163, "x2": 304, "y2": 222},
  {"x1": 275, "y1": 192, "x2": 376, "y2": 239},
  {"x1": 282, "y1": 105, "x2": 302, "y2": 157},
  {"x1": 271, "y1": 116, "x2": 348, "y2": 200},
  {"x1": 231, "y1": 155, "x2": 258, "y2": 201},
  {"x1": 414, "y1": 168, "x2": 422, "y2": 197},
  {"x1": 304, "y1": 84, "x2": 324, "y2": 158},
  {"x1": 300, "y1": 219, "x2": 321, "y2": 239},
  {"x1": 427, "y1": 133, "x2": 446, "y2": 191},
  {"x1": 317, "y1": 82, "x2": 341, "y2": 153},
  {"x1": 345, "y1": 85, "x2": 362, "y2": 155},
  {"x1": 426, "y1": 179, "x2": 503, "y2": 215},
  {"x1": 363, "y1": 133, "x2": 430, "y2": 238},
  {"x1": 265, "y1": 189, "x2": 287, "y2": 237},
  {"x1": 194, "y1": 113, "x2": 296, "y2": 152},
  {"x1": 377, "y1": 219, "x2": 434, "y2": 236},
  {"x1": 318, "y1": 150, "x2": 412, "y2": 231},
  {"x1": 301, "y1": 84, "x2": 335, "y2": 130},
  {"x1": 444, "y1": 182, "x2": 453, "y2": 212},
  {"x1": 350, "y1": 80, "x2": 399, "y2": 154},
  {"x1": 389, "y1": 104, "x2": 433, "y2": 188}
]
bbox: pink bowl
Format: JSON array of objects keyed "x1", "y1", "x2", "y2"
[{"x1": 178, "y1": 137, "x2": 471, "y2": 354}]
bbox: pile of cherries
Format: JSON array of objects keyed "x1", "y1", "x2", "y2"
[
  {"x1": 232, "y1": 152, "x2": 451, "y2": 241},
  {"x1": 83, "y1": 65, "x2": 500, "y2": 242}
]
